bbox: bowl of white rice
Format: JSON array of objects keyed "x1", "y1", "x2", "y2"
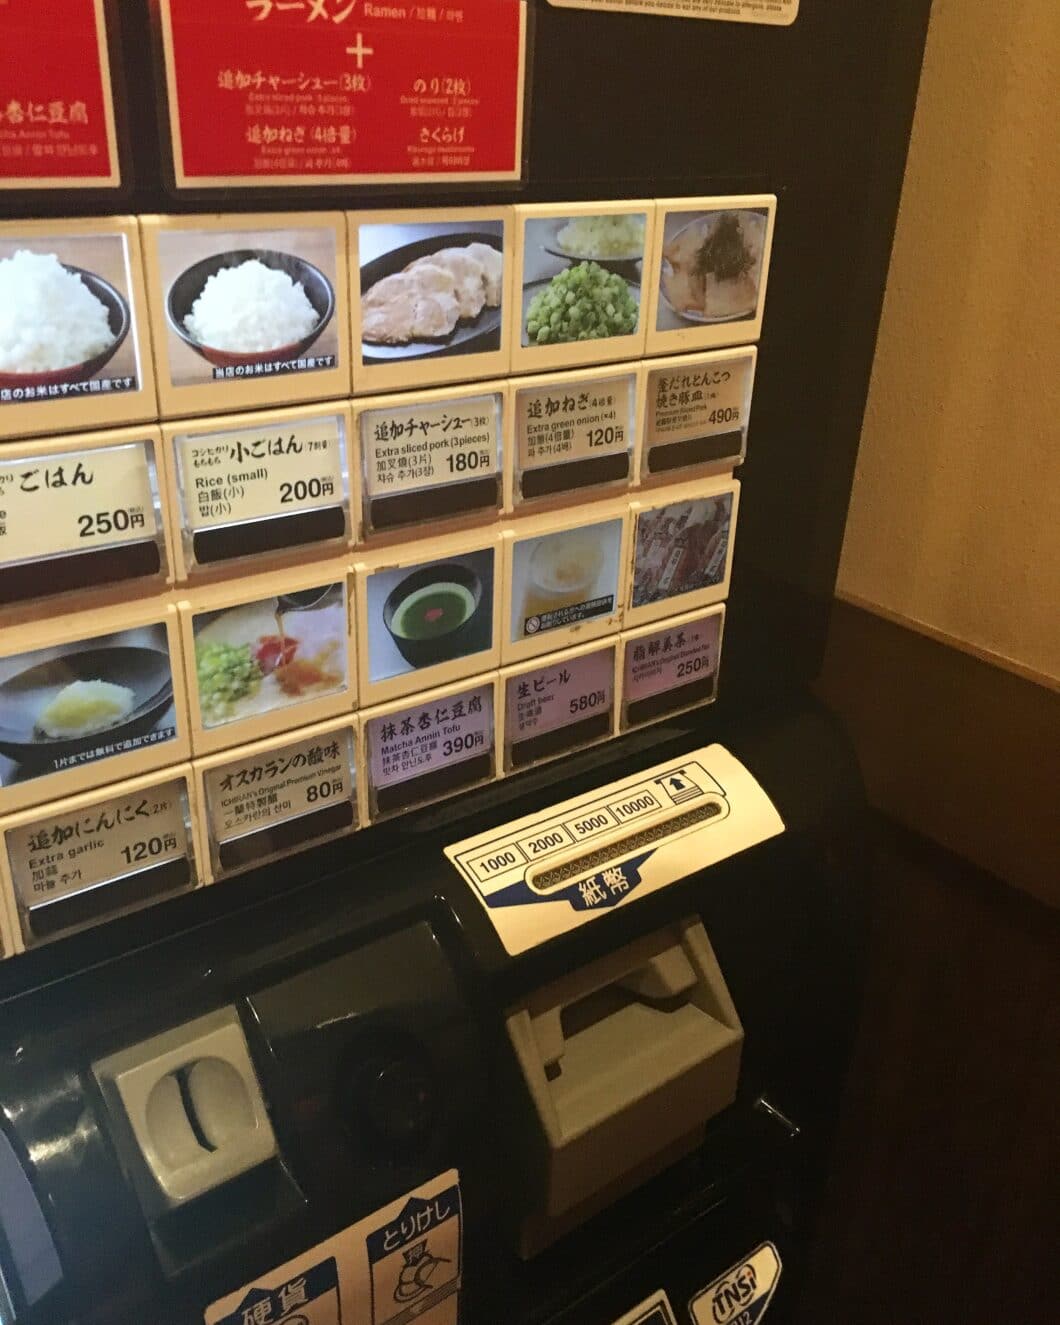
[
  {"x1": 0, "y1": 250, "x2": 130, "y2": 389},
  {"x1": 167, "y1": 249, "x2": 334, "y2": 367}
]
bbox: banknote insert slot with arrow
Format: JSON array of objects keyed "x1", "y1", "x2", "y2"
[{"x1": 529, "y1": 798, "x2": 725, "y2": 893}]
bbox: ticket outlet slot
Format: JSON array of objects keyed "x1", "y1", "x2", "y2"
[
  {"x1": 94, "y1": 1007, "x2": 302, "y2": 1278},
  {"x1": 508, "y1": 918, "x2": 742, "y2": 1256}
]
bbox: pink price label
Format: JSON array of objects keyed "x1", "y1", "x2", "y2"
[
  {"x1": 506, "y1": 649, "x2": 614, "y2": 740},
  {"x1": 368, "y1": 684, "x2": 493, "y2": 790},
  {"x1": 624, "y1": 614, "x2": 722, "y2": 702}
]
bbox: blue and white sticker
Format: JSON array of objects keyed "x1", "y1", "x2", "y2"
[
  {"x1": 204, "y1": 1171, "x2": 461, "y2": 1325},
  {"x1": 689, "y1": 1242, "x2": 782, "y2": 1325},
  {"x1": 445, "y1": 742, "x2": 784, "y2": 955},
  {"x1": 210, "y1": 1257, "x2": 341, "y2": 1325},
  {"x1": 367, "y1": 1184, "x2": 462, "y2": 1325},
  {"x1": 610, "y1": 1288, "x2": 678, "y2": 1324}
]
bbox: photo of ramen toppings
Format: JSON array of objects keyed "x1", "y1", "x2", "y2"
[
  {"x1": 193, "y1": 586, "x2": 346, "y2": 727},
  {"x1": 525, "y1": 262, "x2": 638, "y2": 346},
  {"x1": 659, "y1": 209, "x2": 767, "y2": 325},
  {"x1": 521, "y1": 212, "x2": 647, "y2": 351},
  {"x1": 363, "y1": 242, "x2": 503, "y2": 345}
]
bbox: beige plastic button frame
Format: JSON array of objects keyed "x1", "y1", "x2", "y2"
[
  {"x1": 352, "y1": 379, "x2": 508, "y2": 544},
  {"x1": 625, "y1": 476, "x2": 740, "y2": 630},
  {"x1": 0, "y1": 425, "x2": 173, "y2": 622},
  {"x1": 0, "y1": 763, "x2": 201, "y2": 953},
  {"x1": 508, "y1": 917, "x2": 743, "y2": 1256},
  {"x1": 0, "y1": 600, "x2": 190, "y2": 818},
  {"x1": 507, "y1": 362, "x2": 641, "y2": 515},
  {"x1": 178, "y1": 560, "x2": 356, "y2": 755},
  {"x1": 140, "y1": 212, "x2": 351, "y2": 419},
  {"x1": 644, "y1": 195, "x2": 777, "y2": 356},
  {"x1": 194, "y1": 715, "x2": 361, "y2": 883},
  {"x1": 161, "y1": 402, "x2": 355, "y2": 582},
  {"x1": 510, "y1": 200, "x2": 655, "y2": 374},
  {"x1": 502, "y1": 499, "x2": 632, "y2": 666},
  {"x1": 349, "y1": 206, "x2": 515, "y2": 395},
  {"x1": 95, "y1": 1007, "x2": 276, "y2": 1212},
  {"x1": 354, "y1": 528, "x2": 502, "y2": 707},
  {"x1": 0, "y1": 216, "x2": 158, "y2": 441}
]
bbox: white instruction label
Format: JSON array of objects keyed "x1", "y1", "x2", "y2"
[
  {"x1": 204, "y1": 1171, "x2": 461, "y2": 1325},
  {"x1": 445, "y1": 743, "x2": 783, "y2": 955},
  {"x1": 547, "y1": 0, "x2": 798, "y2": 25},
  {"x1": 690, "y1": 1242, "x2": 782, "y2": 1325}
]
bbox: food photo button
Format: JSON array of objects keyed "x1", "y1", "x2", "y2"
[
  {"x1": 180, "y1": 566, "x2": 355, "y2": 755},
  {"x1": 142, "y1": 213, "x2": 350, "y2": 418},
  {"x1": 0, "y1": 216, "x2": 157, "y2": 440},
  {"x1": 0, "y1": 603, "x2": 189, "y2": 817},
  {"x1": 626, "y1": 479, "x2": 740, "y2": 628},
  {"x1": 645, "y1": 195, "x2": 777, "y2": 355},
  {"x1": 502, "y1": 505, "x2": 630, "y2": 665},
  {"x1": 357, "y1": 533, "x2": 501, "y2": 706},
  {"x1": 511, "y1": 201, "x2": 654, "y2": 373},
  {"x1": 350, "y1": 208, "x2": 514, "y2": 393}
]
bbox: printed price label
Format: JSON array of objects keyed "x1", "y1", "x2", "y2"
[
  {"x1": 515, "y1": 373, "x2": 634, "y2": 470},
  {"x1": 625, "y1": 613, "x2": 722, "y2": 703},
  {"x1": 362, "y1": 396, "x2": 500, "y2": 499},
  {"x1": 7, "y1": 779, "x2": 190, "y2": 909},
  {"x1": 507, "y1": 649, "x2": 614, "y2": 741},
  {"x1": 0, "y1": 443, "x2": 157, "y2": 566},
  {"x1": 646, "y1": 350, "x2": 754, "y2": 447},
  {"x1": 546, "y1": 0, "x2": 798, "y2": 25},
  {"x1": 176, "y1": 415, "x2": 345, "y2": 531},
  {"x1": 643, "y1": 350, "x2": 754, "y2": 476},
  {"x1": 205, "y1": 727, "x2": 354, "y2": 844},
  {"x1": 368, "y1": 684, "x2": 493, "y2": 791},
  {"x1": 0, "y1": 0, "x2": 120, "y2": 188},
  {"x1": 159, "y1": 0, "x2": 527, "y2": 187}
]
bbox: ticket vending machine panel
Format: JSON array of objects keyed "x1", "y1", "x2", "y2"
[{"x1": 0, "y1": 702, "x2": 865, "y2": 1324}]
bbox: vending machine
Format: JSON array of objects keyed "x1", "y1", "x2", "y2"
[{"x1": 0, "y1": 2, "x2": 931, "y2": 1322}]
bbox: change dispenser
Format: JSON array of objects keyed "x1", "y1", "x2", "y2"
[{"x1": 508, "y1": 917, "x2": 743, "y2": 1255}]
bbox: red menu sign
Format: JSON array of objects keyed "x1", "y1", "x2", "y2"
[
  {"x1": 0, "y1": 0, "x2": 120, "y2": 189},
  {"x1": 158, "y1": 0, "x2": 527, "y2": 188}
]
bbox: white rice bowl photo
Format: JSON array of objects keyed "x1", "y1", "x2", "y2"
[
  {"x1": 167, "y1": 248, "x2": 334, "y2": 367},
  {"x1": 0, "y1": 248, "x2": 130, "y2": 388}
]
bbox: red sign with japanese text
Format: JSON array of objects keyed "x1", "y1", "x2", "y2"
[
  {"x1": 0, "y1": 0, "x2": 120, "y2": 188},
  {"x1": 158, "y1": 0, "x2": 527, "y2": 187}
]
